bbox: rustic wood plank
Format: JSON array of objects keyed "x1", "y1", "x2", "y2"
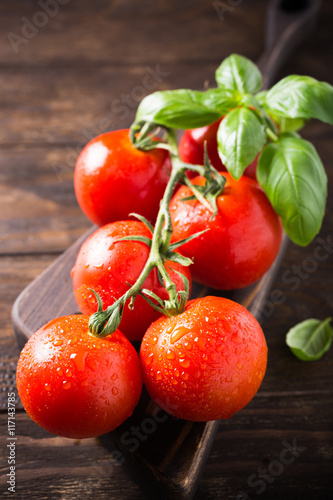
[
  {"x1": 0, "y1": 393, "x2": 331, "y2": 499},
  {"x1": 1, "y1": 0, "x2": 333, "y2": 498},
  {"x1": 0, "y1": 147, "x2": 90, "y2": 254},
  {"x1": 0, "y1": 0, "x2": 265, "y2": 67}
]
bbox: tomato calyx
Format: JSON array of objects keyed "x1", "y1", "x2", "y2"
[{"x1": 181, "y1": 145, "x2": 226, "y2": 219}]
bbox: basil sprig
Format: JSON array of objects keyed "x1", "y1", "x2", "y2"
[
  {"x1": 286, "y1": 317, "x2": 333, "y2": 361},
  {"x1": 133, "y1": 53, "x2": 333, "y2": 247}
]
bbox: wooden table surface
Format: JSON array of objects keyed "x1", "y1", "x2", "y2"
[{"x1": 1, "y1": 1, "x2": 332, "y2": 499}]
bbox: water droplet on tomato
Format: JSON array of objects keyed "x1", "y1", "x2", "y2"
[
  {"x1": 156, "y1": 371, "x2": 162, "y2": 380},
  {"x1": 174, "y1": 369, "x2": 180, "y2": 378},
  {"x1": 66, "y1": 369, "x2": 72, "y2": 377},
  {"x1": 87, "y1": 357, "x2": 97, "y2": 371},
  {"x1": 56, "y1": 367, "x2": 63, "y2": 376},
  {"x1": 94, "y1": 263, "x2": 104, "y2": 269},
  {"x1": 210, "y1": 352, "x2": 217, "y2": 361},
  {"x1": 111, "y1": 372, "x2": 118, "y2": 381},
  {"x1": 170, "y1": 326, "x2": 190, "y2": 344},
  {"x1": 180, "y1": 371, "x2": 189, "y2": 380},
  {"x1": 145, "y1": 353, "x2": 154, "y2": 365},
  {"x1": 151, "y1": 336, "x2": 158, "y2": 345},
  {"x1": 225, "y1": 375, "x2": 233, "y2": 383},
  {"x1": 68, "y1": 337, "x2": 77, "y2": 346},
  {"x1": 166, "y1": 349, "x2": 175, "y2": 360},
  {"x1": 70, "y1": 351, "x2": 87, "y2": 372},
  {"x1": 208, "y1": 315, "x2": 218, "y2": 325},
  {"x1": 184, "y1": 341, "x2": 192, "y2": 351},
  {"x1": 44, "y1": 383, "x2": 51, "y2": 391},
  {"x1": 53, "y1": 339, "x2": 63, "y2": 346},
  {"x1": 63, "y1": 381, "x2": 71, "y2": 390},
  {"x1": 179, "y1": 358, "x2": 190, "y2": 368},
  {"x1": 112, "y1": 387, "x2": 119, "y2": 396}
]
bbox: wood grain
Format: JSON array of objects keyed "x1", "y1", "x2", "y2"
[{"x1": 1, "y1": 0, "x2": 333, "y2": 499}]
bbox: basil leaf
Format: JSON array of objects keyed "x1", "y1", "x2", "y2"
[
  {"x1": 286, "y1": 317, "x2": 333, "y2": 361},
  {"x1": 217, "y1": 106, "x2": 266, "y2": 179},
  {"x1": 135, "y1": 88, "x2": 239, "y2": 129},
  {"x1": 257, "y1": 136, "x2": 327, "y2": 246},
  {"x1": 272, "y1": 115, "x2": 306, "y2": 133},
  {"x1": 215, "y1": 54, "x2": 262, "y2": 94},
  {"x1": 265, "y1": 75, "x2": 333, "y2": 125}
]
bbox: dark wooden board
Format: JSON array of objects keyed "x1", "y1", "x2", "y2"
[
  {"x1": 1, "y1": 0, "x2": 333, "y2": 499},
  {"x1": 11, "y1": 225, "x2": 289, "y2": 499}
]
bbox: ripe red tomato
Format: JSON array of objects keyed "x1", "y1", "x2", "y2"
[
  {"x1": 74, "y1": 129, "x2": 171, "y2": 226},
  {"x1": 16, "y1": 315, "x2": 142, "y2": 439},
  {"x1": 169, "y1": 173, "x2": 282, "y2": 290},
  {"x1": 72, "y1": 220, "x2": 192, "y2": 342},
  {"x1": 140, "y1": 296, "x2": 267, "y2": 421},
  {"x1": 179, "y1": 118, "x2": 258, "y2": 180}
]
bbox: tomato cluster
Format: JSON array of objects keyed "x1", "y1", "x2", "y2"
[{"x1": 17, "y1": 126, "x2": 274, "y2": 439}]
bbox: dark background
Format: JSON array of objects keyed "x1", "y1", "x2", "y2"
[{"x1": 0, "y1": 1, "x2": 332, "y2": 499}]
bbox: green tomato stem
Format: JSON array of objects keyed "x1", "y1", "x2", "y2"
[{"x1": 89, "y1": 129, "x2": 187, "y2": 337}]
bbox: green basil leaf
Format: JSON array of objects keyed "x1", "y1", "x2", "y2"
[
  {"x1": 257, "y1": 136, "x2": 327, "y2": 246},
  {"x1": 286, "y1": 317, "x2": 333, "y2": 361},
  {"x1": 265, "y1": 75, "x2": 333, "y2": 125},
  {"x1": 217, "y1": 106, "x2": 266, "y2": 179},
  {"x1": 135, "y1": 88, "x2": 239, "y2": 129},
  {"x1": 255, "y1": 90, "x2": 267, "y2": 105},
  {"x1": 271, "y1": 115, "x2": 306, "y2": 133},
  {"x1": 215, "y1": 54, "x2": 262, "y2": 94}
]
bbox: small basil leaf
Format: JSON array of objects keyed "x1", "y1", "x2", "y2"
[
  {"x1": 135, "y1": 88, "x2": 239, "y2": 129},
  {"x1": 215, "y1": 54, "x2": 262, "y2": 94},
  {"x1": 265, "y1": 75, "x2": 333, "y2": 125},
  {"x1": 217, "y1": 106, "x2": 266, "y2": 179},
  {"x1": 257, "y1": 136, "x2": 327, "y2": 246},
  {"x1": 286, "y1": 317, "x2": 333, "y2": 361},
  {"x1": 255, "y1": 90, "x2": 267, "y2": 105},
  {"x1": 270, "y1": 115, "x2": 306, "y2": 133}
]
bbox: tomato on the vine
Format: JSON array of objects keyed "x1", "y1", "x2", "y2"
[
  {"x1": 169, "y1": 172, "x2": 282, "y2": 290},
  {"x1": 140, "y1": 296, "x2": 267, "y2": 421},
  {"x1": 16, "y1": 315, "x2": 142, "y2": 439},
  {"x1": 74, "y1": 129, "x2": 171, "y2": 226},
  {"x1": 179, "y1": 118, "x2": 258, "y2": 180},
  {"x1": 71, "y1": 220, "x2": 192, "y2": 342}
]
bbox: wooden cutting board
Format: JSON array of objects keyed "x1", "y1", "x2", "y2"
[
  {"x1": 12, "y1": 228, "x2": 289, "y2": 499},
  {"x1": 11, "y1": 0, "x2": 320, "y2": 496}
]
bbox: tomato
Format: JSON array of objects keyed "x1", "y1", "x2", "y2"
[
  {"x1": 74, "y1": 129, "x2": 171, "y2": 226},
  {"x1": 169, "y1": 173, "x2": 282, "y2": 290},
  {"x1": 71, "y1": 220, "x2": 192, "y2": 342},
  {"x1": 16, "y1": 315, "x2": 142, "y2": 439},
  {"x1": 140, "y1": 296, "x2": 267, "y2": 421},
  {"x1": 179, "y1": 118, "x2": 258, "y2": 180}
]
